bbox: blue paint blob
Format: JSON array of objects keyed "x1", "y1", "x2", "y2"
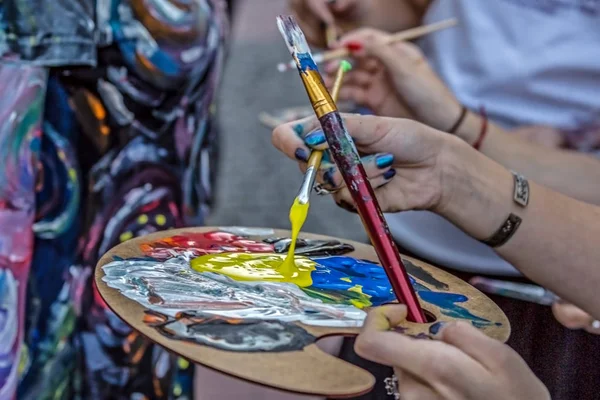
[
  {"x1": 418, "y1": 291, "x2": 490, "y2": 324},
  {"x1": 293, "y1": 124, "x2": 304, "y2": 136},
  {"x1": 309, "y1": 256, "x2": 395, "y2": 305},
  {"x1": 429, "y1": 321, "x2": 446, "y2": 335},
  {"x1": 297, "y1": 52, "x2": 319, "y2": 72}
]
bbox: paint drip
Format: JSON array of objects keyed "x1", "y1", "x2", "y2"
[{"x1": 279, "y1": 198, "x2": 309, "y2": 277}]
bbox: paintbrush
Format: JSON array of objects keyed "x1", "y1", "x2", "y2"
[
  {"x1": 469, "y1": 277, "x2": 559, "y2": 306},
  {"x1": 277, "y1": 18, "x2": 457, "y2": 72},
  {"x1": 296, "y1": 60, "x2": 352, "y2": 206},
  {"x1": 277, "y1": 15, "x2": 427, "y2": 323}
]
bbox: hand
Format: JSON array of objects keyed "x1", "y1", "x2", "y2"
[
  {"x1": 272, "y1": 113, "x2": 450, "y2": 213},
  {"x1": 289, "y1": 0, "x2": 426, "y2": 48},
  {"x1": 512, "y1": 125, "x2": 564, "y2": 149},
  {"x1": 552, "y1": 302, "x2": 600, "y2": 335},
  {"x1": 327, "y1": 28, "x2": 463, "y2": 132},
  {"x1": 355, "y1": 305, "x2": 550, "y2": 400}
]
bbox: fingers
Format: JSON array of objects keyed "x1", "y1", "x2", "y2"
[
  {"x1": 272, "y1": 116, "x2": 321, "y2": 161},
  {"x1": 437, "y1": 321, "x2": 518, "y2": 372},
  {"x1": 354, "y1": 305, "x2": 482, "y2": 383},
  {"x1": 552, "y1": 302, "x2": 600, "y2": 334},
  {"x1": 273, "y1": 113, "x2": 401, "y2": 155},
  {"x1": 396, "y1": 370, "x2": 442, "y2": 400}
]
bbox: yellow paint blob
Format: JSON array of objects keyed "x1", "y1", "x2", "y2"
[
  {"x1": 190, "y1": 253, "x2": 316, "y2": 287},
  {"x1": 279, "y1": 198, "x2": 310, "y2": 277},
  {"x1": 137, "y1": 214, "x2": 149, "y2": 224}
]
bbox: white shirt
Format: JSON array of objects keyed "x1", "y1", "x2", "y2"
[{"x1": 386, "y1": 0, "x2": 600, "y2": 275}]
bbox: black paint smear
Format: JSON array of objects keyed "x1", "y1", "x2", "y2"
[
  {"x1": 144, "y1": 310, "x2": 316, "y2": 353},
  {"x1": 403, "y1": 258, "x2": 449, "y2": 291},
  {"x1": 264, "y1": 237, "x2": 355, "y2": 256}
]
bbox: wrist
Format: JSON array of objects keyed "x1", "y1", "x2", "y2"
[
  {"x1": 434, "y1": 136, "x2": 514, "y2": 240},
  {"x1": 454, "y1": 109, "x2": 482, "y2": 144}
]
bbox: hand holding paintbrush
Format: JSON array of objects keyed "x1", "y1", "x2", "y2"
[{"x1": 277, "y1": 15, "x2": 427, "y2": 323}]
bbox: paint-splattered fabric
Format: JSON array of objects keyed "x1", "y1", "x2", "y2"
[{"x1": 0, "y1": 1, "x2": 228, "y2": 399}]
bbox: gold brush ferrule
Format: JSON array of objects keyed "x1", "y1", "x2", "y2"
[{"x1": 300, "y1": 70, "x2": 337, "y2": 119}]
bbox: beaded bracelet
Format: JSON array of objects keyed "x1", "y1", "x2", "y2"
[{"x1": 472, "y1": 106, "x2": 488, "y2": 150}]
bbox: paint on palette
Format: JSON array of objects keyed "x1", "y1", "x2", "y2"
[
  {"x1": 403, "y1": 259, "x2": 448, "y2": 291},
  {"x1": 102, "y1": 255, "x2": 366, "y2": 328},
  {"x1": 417, "y1": 292, "x2": 490, "y2": 324},
  {"x1": 144, "y1": 310, "x2": 316, "y2": 352},
  {"x1": 264, "y1": 237, "x2": 354, "y2": 256},
  {"x1": 105, "y1": 231, "x2": 499, "y2": 353},
  {"x1": 219, "y1": 227, "x2": 275, "y2": 236},
  {"x1": 140, "y1": 231, "x2": 274, "y2": 260},
  {"x1": 190, "y1": 253, "x2": 316, "y2": 287}
]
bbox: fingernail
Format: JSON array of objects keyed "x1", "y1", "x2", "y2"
[
  {"x1": 323, "y1": 168, "x2": 336, "y2": 187},
  {"x1": 295, "y1": 148, "x2": 309, "y2": 162},
  {"x1": 376, "y1": 153, "x2": 394, "y2": 169},
  {"x1": 383, "y1": 169, "x2": 396, "y2": 180},
  {"x1": 346, "y1": 41, "x2": 363, "y2": 52},
  {"x1": 429, "y1": 321, "x2": 446, "y2": 336},
  {"x1": 337, "y1": 200, "x2": 357, "y2": 213},
  {"x1": 293, "y1": 124, "x2": 304, "y2": 137},
  {"x1": 305, "y1": 130, "x2": 327, "y2": 147}
]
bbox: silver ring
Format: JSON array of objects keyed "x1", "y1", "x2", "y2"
[
  {"x1": 314, "y1": 184, "x2": 340, "y2": 196},
  {"x1": 384, "y1": 375, "x2": 400, "y2": 400},
  {"x1": 591, "y1": 320, "x2": 600, "y2": 329}
]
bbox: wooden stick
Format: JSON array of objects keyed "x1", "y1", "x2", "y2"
[
  {"x1": 277, "y1": 18, "x2": 457, "y2": 72},
  {"x1": 319, "y1": 18, "x2": 457, "y2": 63}
]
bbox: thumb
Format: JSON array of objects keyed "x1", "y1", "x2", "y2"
[{"x1": 552, "y1": 302, "x2": 594, "y2": 330}]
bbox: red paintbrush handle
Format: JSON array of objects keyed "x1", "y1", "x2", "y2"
[{"x1": 319, "y1": 112, "x2": 427, "y2": 323}]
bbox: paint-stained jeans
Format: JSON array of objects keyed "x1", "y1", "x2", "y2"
[
  {"x1": 0, "y1": 1, "x2": 229, "y2": 399},
  {"x1": 0, "y1": 0, "x2": 96, "y2": 65}
]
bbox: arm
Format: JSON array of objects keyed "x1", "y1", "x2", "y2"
[
  {"x1": 455, "y1": 112, "x2": 600, "y2": 205},
  {"x1": 272, "y1": 114, "x2": 600, "y2": 318},
  {"x1": 331, "y1": 29, "x2": 600, "y2": 204},
  {"x1": 438, "y1": 134, "x2": 600, "y2": 318}
]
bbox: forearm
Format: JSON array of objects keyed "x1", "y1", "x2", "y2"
[
  {"x1": 439, "y1": 136, "x2": 600, "y2": 318},
  {"x1": 456, "y1": 112, "x2": 600, "y2": 205}
]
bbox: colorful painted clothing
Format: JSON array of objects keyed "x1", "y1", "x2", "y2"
[{"x1": 0, "y1": 1, "x2": 228, "y2": 399}]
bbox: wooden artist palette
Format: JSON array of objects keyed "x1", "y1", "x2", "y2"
[{"x1": 95, "y1": 227, "x2": 510, "y2": 398}]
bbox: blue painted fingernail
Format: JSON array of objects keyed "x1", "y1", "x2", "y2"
[
  {"x1": 293, "y1": 124, "x2": 304, "y2": 137},
  {"x1": 376, "y1": 153, "x2": 394, "y2": 169},
  {"x1": 383, "y1": 169, "x2": 396, "y2": 180},
  {"x1": 295, "y1": 148, "x2": 309, "y2": 161},
  {"x1": 429, "y1": 321, "x2": 446, "y2": 335},
  {"x1": 323, "y1": 168, "x2": 337, "y2": 187},
  {"x1": 305, "y1": 130, "x2": 327, "y2": 147}
]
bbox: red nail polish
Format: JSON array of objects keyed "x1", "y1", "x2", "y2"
[{"x1": 346, "y1": 41, "x2": 363, "y2": 52}]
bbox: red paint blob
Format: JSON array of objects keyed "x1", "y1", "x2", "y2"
[{"x1": 140, "y1": 231, "x2": 274, "y2": 260}]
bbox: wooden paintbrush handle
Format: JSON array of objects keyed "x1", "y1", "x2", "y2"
[{"x1": 320, "y1": 18, "x2": 458, "y2": 63}]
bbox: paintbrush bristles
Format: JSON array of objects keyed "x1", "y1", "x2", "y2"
[{"x1": 276, "y1": 15, "x2": 314, "y2": 67}]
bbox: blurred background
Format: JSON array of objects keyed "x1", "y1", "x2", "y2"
[{"x1": 208, "y1": 0, "x2": 366, "y2": 241}]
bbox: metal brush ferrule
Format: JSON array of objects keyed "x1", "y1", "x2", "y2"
[
  {"x1": 297, "y1": 165, "x2": 317, "y2": 204},
  {"x1": 301, "y1": 70, "x2": 337, "y2": 118}
]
